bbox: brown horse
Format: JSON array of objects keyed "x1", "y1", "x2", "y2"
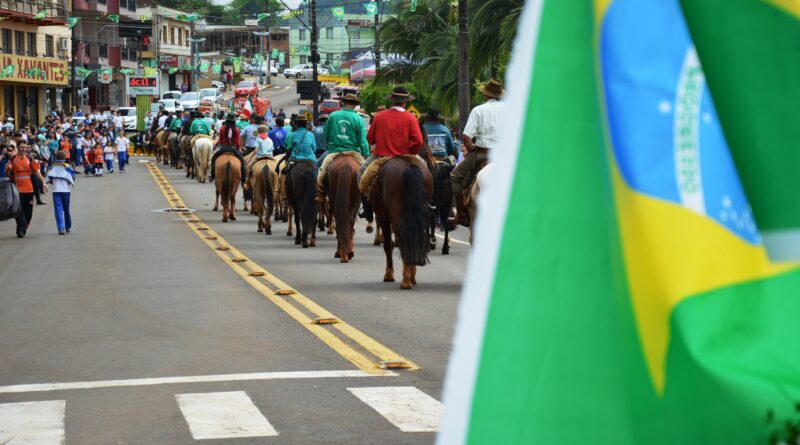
[
  {"x1": 250, "y1": 158, "x2": 277, "y2": 235},
  {"x1": 326, "y1": 155, "x2": 360, "y2": 262},
  {"x1": 213, "y1": 153, "x2": 241, "y2": 222},
  {"x1": 285, "y1": 160, "x2": 317, "y2": 248},
  {"x1": 369, "y1": 156, "x2": 433, "y2": 289}
]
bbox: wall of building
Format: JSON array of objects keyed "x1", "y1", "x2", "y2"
[{"x1": 287, "y1": 17, "x2": 375, "y2": 70}]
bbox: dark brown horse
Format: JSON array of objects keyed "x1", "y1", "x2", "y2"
[
  {"x1": 369, "y1": 156, "x2": 433, "y2": 289},
  {"x1": 286, "y1": 160, "x2": 318, "y2": 248},
  {"x1": 327, "y1": 155, "x2": 360, "y2": 262},
  {"x1": 213, "y1": 153, "x2": 241, "y2": 222}
]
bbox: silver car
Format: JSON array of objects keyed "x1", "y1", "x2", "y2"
[{"x1": 179, "y1": 92, "x2": 201, "y2": 110}]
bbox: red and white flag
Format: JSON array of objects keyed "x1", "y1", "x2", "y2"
[{"x1": 242, "y1": 97, "x2": 254, "y2": 118}]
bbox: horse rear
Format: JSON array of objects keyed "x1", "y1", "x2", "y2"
[
  {"x1": 286, "y1": 161, "x2": 318, "y2": 248},
  {"x1": 370, "y1": 156, "x2": 433, "y2": 289},
  {"x1": 327, "y1": 155, "x2": 360, "y2": 262},
  {"x1": 250, "y1": 159, "x2": 277, "y2": 235},
  {"x1": 192, "y1": 138, "x2": 212, "y2": 183},
  {"x1": 213, "y1": 154, "x2": 241, "y2": 222}
]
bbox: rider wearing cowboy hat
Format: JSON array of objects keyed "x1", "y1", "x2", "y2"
[
  {"x1": 422, "y1": 109, "x2": 457, "y2": 164},
  {"x1": 209, "y1": 112, "x2": 248, "y2": 185},
  {"x1": 450, "y1": 78, "x2": 504, "y2": 227}
]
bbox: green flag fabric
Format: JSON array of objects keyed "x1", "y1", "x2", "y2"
[
  {"x1": 364, "y1": 2, "x2": 377, "y2": 14},
  {"x1": 106, "y1": 14, "x2": 119, "y2": 23},
  {"x1": 438, "y1": 1, "x2": 800, "y2": 444},
  {"x1": 271, "y1": 48, "x2": 278, "y2": 59},
  {"x1": 67, "y1": 17, "x2": 79, "y2": 28},
  {"x1": 257, "y1": 12, "x2": 270, "y2": 21},
  {"x1": 679, "y1": 0, "x2": 800, "y2": 260},
  {"x1": 331, "y1": 6, "x2": 345, "y2": 18}
]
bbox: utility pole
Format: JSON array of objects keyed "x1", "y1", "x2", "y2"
[
  {"x1": 457, "y1": 0, "x2": 470, "y2": 133},
  {"x1": 190, "y1": 19, "x2": 196, "y2": 92},
  {"x1": 310, "y1": 0, "x2": 319, "y2": 124},
  {"x1": 265, "y1": 0, "x2": 271, "y2": 85},
  {"x1": 373, "y1": 1, "x2": 381, "y2": 71}
]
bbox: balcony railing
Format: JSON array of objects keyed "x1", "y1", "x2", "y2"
[{"x1": 0, "y1": 0, "x2": 67, "y2": 22}]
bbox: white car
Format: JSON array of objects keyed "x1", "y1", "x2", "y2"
[
  {"x1": 299, "y1": 66, "x2": 330, "y2": 79},
  {"x1": 116, "y1": 107, "x2": 137, "y2": 130},
  {"x1": 199, "y1": 87, "x2": 223, "y2": 105},
  {"x1": 179, "y1": 92, "x2": 201, "y2": 111},
  {"x1": 161, "y1": 90, "x2": 182, "y2": 101},
  {"x1": 270, "y1": 65, "x2": 278, "y2": 76},
  {"x1": 156, "y1": 99, "x2": 184, "y2": 113},
  {"x1": 210, "y1": 80, "x2": 226, "y2": 91},
  {"x1": 283, "y1": 64, "x2": 310, "y2": 78}
]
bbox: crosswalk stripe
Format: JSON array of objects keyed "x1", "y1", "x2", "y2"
[
  {"x1": 348, "y1": 386, "x2": 443, "y2": 432},
  {"x1": 176, "y1": 391, "x2": 278, "y2": 439},
  {"x1": 0, "y1": 400, "x2": 66, "y2": 444}
]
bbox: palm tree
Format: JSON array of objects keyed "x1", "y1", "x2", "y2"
[{"x1": 469, "y1": 0, "x2": 523, "y2": 78}]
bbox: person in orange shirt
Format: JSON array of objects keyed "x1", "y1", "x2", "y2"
[
  {"x1": 6, "y1": 142, "x2": 47, "y2": 238},
  {"x1": 93, "y1": 143, "x2": 105, "y2": 176}
]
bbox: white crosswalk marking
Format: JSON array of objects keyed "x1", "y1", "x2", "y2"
[
  {"x1": 348, "y1": 386, "x2": 443, "y2": 432},
  {"x1": 175, "y1": 391, "x2": 278, "y2": 439},
  {"x1": 0, "y1": 400, "x2": 66, "y2": 444}
]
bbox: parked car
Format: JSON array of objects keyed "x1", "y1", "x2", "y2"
[
  {"x1": 320, "y1": 99, "x2": 341, "y2": 114},
  {"x1": 210, "y1": 80, "x2": 226, "y2": 92},
  {"x1": 116, "y1": 107, "x2": 137, "y2": 130},
  {"x1": 299, "y1": 66, "x2": 330, "y2": 79},
  {"x1": 161, "y1": 90, "x2": 182, "y2": 101},
  {"x1": 156, "y1": 99, "x2": 184, "y2": 113},
  {"x1": 235, "y1": 80, "x2": 259, "y2": 98},
  {"x1": 179, "y1": 92, "x2": 201, "y2": 110},
  {"x1": 270, "y1": 65, "x2": 278, "y2": 76},
  {"x1": 199, "y1": 87, "x2": 223, "y2": 105},
  {"x1": 283, "y1": 64, "x2": 310, "y2": 78}
]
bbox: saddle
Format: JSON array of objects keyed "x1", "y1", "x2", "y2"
[
  {"x1": 318, "y1": 151, "x2": 364, "y2": 194},
  {"x1": 462, "y1": 158, "x2": 489, "y2": 206},
  {"x1": 358, "y1": 155, "x2": 421, "y2": 195}
]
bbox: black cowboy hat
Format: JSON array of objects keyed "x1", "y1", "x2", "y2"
[
  {"x1": 385, "y1": 85, "x2": 415, "y2": 103},
  {"x1": 254, "y1": 115, "x2": 265, "y2": 124},
  {"x1": 340, "y1": 93, "x2": 360, "y2": 104},
  {"x1": 318, "y1": 113, "x2": 329, "y2": 122},
  {"x1": 225, "y1": 112, "x2": 237, "y2": 123},
  {"x1": 479, "y1": 79, "x2": 504, "y2": 99},
  {"x1": 424, "y1": 109, "x2": 442, "y2": 121},
  {"x1": 294, "y1": 115, "x2": 308, "y2": 123}
]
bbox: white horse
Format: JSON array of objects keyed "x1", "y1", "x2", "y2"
[
  {"x1": 468, "y1": 163, "x2": 491, "y2": 244},
  {"x1": 193, "y1": 137, "x2": 213, "y2": 183}
]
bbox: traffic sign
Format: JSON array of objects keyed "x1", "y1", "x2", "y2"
[{"x1": 407, "y1": 105, "x2": 422, "y2": 120}]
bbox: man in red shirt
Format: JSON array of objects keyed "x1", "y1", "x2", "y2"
[
  {"x1": 6, "y1": 142, "x2": 47, "y2": 238},
  {"x1": 358, "y1": 85, "x2": 424, "y2": 195}
]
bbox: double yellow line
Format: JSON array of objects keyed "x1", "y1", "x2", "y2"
[{"x1": 146, "y1": 163, "x2": 418, "y2": 373}]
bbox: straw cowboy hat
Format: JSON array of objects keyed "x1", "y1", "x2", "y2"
[
  {"x1": 385, "y1": 85, "x2": 415, "y2": 103},
  {"x1": 340, "y1": 93, "x2": 360, "y2": 104},
  {"x1": 479, "y1": 79, "x2": 504, "y2": 99}
]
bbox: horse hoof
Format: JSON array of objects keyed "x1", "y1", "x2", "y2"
[
  {"x1": 222, "y1": 219, "x2": 228, "y2": 223},
  {"x1": 373, "y1": 240, "x2": 381, "y2": 246},
  {"x1": 366, "y1": 226, "x2": 373, "y2": 234},
  {"x1": 258, "y1": 228, "x2": 263, "y2": 232},
  {"x1": 213, "y1": 208, "x2": 218, "y2": 212},
  {"x1": 266, "y1": 229, "x2": 271, "y2": 235},
  {"x1": 295, "y1": 239, "x2": 301, "y2": 245},
  {"x1": 334, "y1": 251, "x2": 341, "y2": 258},
  {"x1": 383, "y1": 277, "x2": 395, "y2": 283},
  {"x1": 400, "y1": 282, "x2": 412, "y2": 290},
  {"x1": 442, "y1": 248, "x2": 450, "y2": 255},
  {"x1": 340, "y1": 257, "x2": 348, "y2": 263},
  {"x1": 347, "y1": 251, "x2": 354, "y2": 260},
  {"x1": 310, "y1": 239, "x2": 316, "y2": 247},
  {"x1": 302, "y1": 243, "x2": 309, "y2": 248},
  {"x1": 327, "y1": 229, "x2": 334, "y2": 235},
  {"x1": 230, "y1": 216, "x2": 236, "y2": 221}
]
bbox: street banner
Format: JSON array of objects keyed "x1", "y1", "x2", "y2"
[
  {"x1": 679, "y1": 0, "x2": 800, "y2": 261},
  {"x1": 278, "y1": 52, "x2": 285, "y2": 64},
  {"x1": 438, "y1": 1, "x2": 800, "y2": 445},
  {"x1": 135, "y1": 95, "x2": 150, "y2": 131},
  {"x1": 0, "y1": 54, "x2": 67, "y2": 85},
  {"x1": 271, "y1": 48, "x2": 278, "y2": 59}
]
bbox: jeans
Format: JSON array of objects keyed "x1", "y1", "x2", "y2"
[
  {"x1": 14, "y1": 192, "x2": 34, "y2": 232},
  {"x1": 105, "y1": 159, "x2": 114, "y2": 171},
  {"x1": 118, "y1": 151, "x2": 128, "y2": 170},
  {"x1": 53, "y1": 192, "x2": 71, "y2": 231}
]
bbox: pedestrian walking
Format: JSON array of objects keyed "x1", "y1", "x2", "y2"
[
  {"x1": 46, "y1": 150, "x2": 75, "y2": 235},
  {"x1": 103, "y1": 142, "x2": 115, "y2": 174},
  {"x1": 93, "y1": 143, "x2": 104, "y2": 176},
  {"x1": 115, "y1": 133, "x2": 130, "y2": 171},
  {"x1": 5, "y1": 142, "x2": 47, "y2": 238}
]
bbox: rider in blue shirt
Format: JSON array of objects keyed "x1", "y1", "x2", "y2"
[
  {"x1": 288, "y1": 116, "x2": 316, "y2": 163},
  {"x1": 268, "y1": 116, "x2": 289, "y2": 155}
]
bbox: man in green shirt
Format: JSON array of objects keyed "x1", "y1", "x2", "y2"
[
  {"x1": 169, "y1": 111, "x2": 183, "y2": 132},
  {"x1": 315, "y1": 94, "x2": 369, "y2": 202},
  {"x1": 189, "y1": 114, "x2": 212, "y2": 135}
]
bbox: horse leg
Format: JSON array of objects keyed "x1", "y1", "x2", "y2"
[
  {"x1": 373, "y1": 224, "x2": 382, "y2": 246},
  {"x1": 293, "y1": 207, "x2": 301, "y2": 245},
  {"x1": 441, "y1": 206, "x2": 450, "y2": 255},
  {"x1": 400, "y1": 262, "x2": 413, "y2": 290},
  {"x1": 381, "y1": 222, "x2": 394, "y2": 282},
  {"x1": 213, "y1": 190, "x2": 219, "y2": 211},
  {"x1": 410, "y1": 265, "x2": 417, "y2": 286},
  {"x1": 230, "y1": 193, "x2": 237, "y2": 221}
]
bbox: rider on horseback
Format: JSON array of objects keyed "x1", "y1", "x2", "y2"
[
  {"x1": 316, "y1": 94, "x2": 370, "y2": 203},
  {"x1": 449, "y1": 79, "x2": 504, "y2": 227},
  {"x1": 422, "y1": 110, "x2": 457, "y2": 165},
  {"x1": 209, "y1": 113, "x2": 247, "y2": 185},
  {"x1": 287, "y1": 115, "x2": 317, "y2": 165}
]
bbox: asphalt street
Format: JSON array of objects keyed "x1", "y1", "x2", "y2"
[{"x1": 0, "y1": 77, "x2": 469, "y2": 444}]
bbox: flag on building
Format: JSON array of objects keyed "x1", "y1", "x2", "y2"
[
  {"x1": 331, "y1": 6, "x2": 345, "y2": 19},
  {"x1": 32, "y1": 10, "x2": 46, "y2": 19},
  {"x1": 438, "y1": 1, "x2": 800, "y2": 444},
  {"x1": 257, "y1": 12, "x2": 270, "y2": 21},
  {"x1": 364, "y1": 2, "x2": 377, "y2": 15},
  {"x1": 67, "y1": 17, "x2": 79, "y2": 28},
  {"x1": 107, "y1": 14, "x2": 119, "y2": 23}
]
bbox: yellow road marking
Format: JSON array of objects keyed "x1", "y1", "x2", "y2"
[{"x1": 145, "y1": 163, "x2": 418, "y2": 373}]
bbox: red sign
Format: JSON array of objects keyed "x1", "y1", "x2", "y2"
[{"x1": 129, "y1": 77, "x2": 158, "y2": 87}]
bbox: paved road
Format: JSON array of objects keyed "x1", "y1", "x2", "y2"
[{"x1": 0, "y1": 82, "x2": 468, "y2": 444}]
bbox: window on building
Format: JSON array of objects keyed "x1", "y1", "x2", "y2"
[
  {"x1": 184, "y1": 29, "x2": 189, "y2": 46},
  {"x1": 325, "y1": 52, "x2": 332, "y2": 64},
  {"x1": 162, "y1": 26, "x2": 167, "y2": 42},
  {"x1": 120, "y1": 0, "x2": 127, "y2": 8},
  {"x1": 45, "y1": 35, "x2": 54, "y2": 57},
  {"x1": 27, "y1": 32, "x2": 36, "y2": 56},
  {"x1": 127, "y1": 47, "x2": 137, "y2": 61},
  {"x1": 98, "y1": 43, "x2": 107, "y2": 58},
  {"x1": 299, "y1": 29, "x2": 306, "y2": 41},
  {"x1": 299, "y1": 55, "x2": 307, "y2": 64},
  {"x1": 2, "y1": 29, "x2": 11, "y2": 54},
  {"x1": 271, "y1": 34, "x2": 286, "y2": 41},
  {"x1": 325, "y1": 27, "x2": 333, "y2": 39},
  {"x1": 128, "y1": 0, "x2": 136, "y2": 11},
  {"x1": 171, "y1": 28, "x2": 175, "y2": 45},
  {"x1": 97, "y1": 0, "x2": 105, "y2": 4},
  {"x1": 178, "y1": 29, "x2": 183, "y2": 45},
  {"x1": 14, "y1": 31, "x2": 24, "y2": 55}
]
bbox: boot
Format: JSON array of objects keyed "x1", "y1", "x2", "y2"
[
  {"x1": 448, "y1": 193, "x2": 470, "y2": 227},
  {"x1": 358, "y1": 194, "x2": 373, "y2": 221}
]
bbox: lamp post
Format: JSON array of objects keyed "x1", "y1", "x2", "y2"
[{"x1": 253, "y1": 31, "x2": 269, "y2": 85}]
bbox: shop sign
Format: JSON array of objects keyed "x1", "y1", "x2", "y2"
[
  {"x1": 127, "y1": 76, "x2": 159, "y2": 96},
  {"x1": 99, "y1": 68, "x2": 113, "y2": 84},
  {"x1": 0, "y1": 54, "x2": 68, "y2": 86},
  {"x1": 159, "y1": 55, "x2": 179, "y2": 69}
]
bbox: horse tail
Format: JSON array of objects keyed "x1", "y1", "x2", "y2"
[
  {"x1": 263, "y1": 164, "x2": 274, "y2": 216},
  {"x1": 399, "y1": 163, "x2": 430, "y2": 266},
  {"x1": 334, "y1": 160, "x2": 356, "y2": 250},
  {"x1": 222, "y1": 160, "x2": 231, "y2": 201},
  {"x1": 303, "y1": 166, "x2": 317, "y2": 226}
]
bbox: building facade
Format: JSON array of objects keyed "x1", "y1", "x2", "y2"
[
  {"x1": 137, "y1": 5, "x2": 192, "y2": 94},
  {"x1": 0, "y1": 0, "x2": 71, "y2": 126},
  {"x1": 287, "y1": 15, "x2": 375, "y2": 73}
]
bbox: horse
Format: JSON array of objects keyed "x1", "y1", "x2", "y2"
[
  {"x1": 285, "y1": 161, "x2": 318, "y2": 248},
  {"x1": 181, "y1": 135, "x2": 195, "y2": 177},
  {"x1": 317, "y1": 198, "x2": 334, "y2": 235},
  {"x1": 192, "y1": 137, "x2": 212, "y2": 183},
  {"x1": 213, "y1": 153, "x2": 241, "y2": 223},
  {"x1": 154, "y1": 130, "x2": 168, "y2": 164},
  {"x1": 369, "y1": 156, "x2": 433, "y2": 289},
  {"x1": 249, "y1": 158, "x2": 277, "y2": 235},
  {"x1": 467, "y1": 163, "x2": 491, "y2": 244},
  {"x1": 429, "y1": 160, "x2": 455, "y2": 255},
  {"x1": 326, "y1": 155, "x2": 360, "y2": 262}
]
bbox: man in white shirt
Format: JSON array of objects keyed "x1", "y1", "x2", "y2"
[
  {"x1": 113, "y1": 111, "x2": 124, "y2": 138},
  {"x1": 450, "y1": 78, "x2": 504, "y2": 227},
  {"x1": 115, "y1": 134, "x2": 130, "y2": 172},
  {"x1": 157, "y1": 111, "x2": 169, "y2": 129}
]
